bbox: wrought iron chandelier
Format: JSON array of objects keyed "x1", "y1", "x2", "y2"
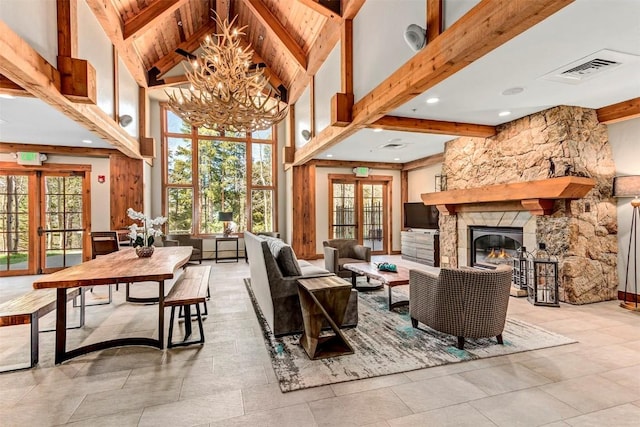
[{"x1": 166, "y1": 14, "x2": 288, "y2": 133}]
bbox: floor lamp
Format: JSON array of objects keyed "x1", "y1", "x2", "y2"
[{"x1": 614, "y1": 175, "x2": 640, "y2": 311}]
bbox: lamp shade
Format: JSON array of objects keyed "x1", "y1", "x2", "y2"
[
  {"x1": 613, "y1": 175, "x2": 640, "y2": 198},
  {"x1": 218, "y1": 211, "x2": 233, "y2": 222}
]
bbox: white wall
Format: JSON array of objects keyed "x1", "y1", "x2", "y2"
[
  {"x1": 315, "y1": 167, "x2": 402, "y2": 255},
  {"x1": 78, "y1": 0, "x2": 114, "y2": 116},
  {"x1": 118, "y1": 57, "x2": 139, "y2": 138},
  {"x1": 295, "y1": 86, "x2": 311, "y2": 148},
  {"x1": 353, "y1": 0, "x2": 424, "y2": 100},
  {"x1": 314, "y1": 43, "x2": 341, "y2": 135},
  {"x1": 149, "y1": 100, "x2": 163, "y2": 218},
  {"x1": 407, "y1": 163, "x2": 442, "y2": 202},
  {"x1": 0, "y1": 0, "x2": 57, "y2": 65},
  {"x1": 608, "y1": 117, "x2": 640, "y2": 292}
]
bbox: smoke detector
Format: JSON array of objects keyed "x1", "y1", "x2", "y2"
[{"x1": 540, "y1": 49, "x2": 638, "y2": 85}]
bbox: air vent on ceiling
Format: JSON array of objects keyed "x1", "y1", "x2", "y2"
[
  {"x1": 379, "y1": 143, "x2": 405, "y2": 150},
  {"x1": 540, "y1": 49, "x2": 638, "y2": 85}
]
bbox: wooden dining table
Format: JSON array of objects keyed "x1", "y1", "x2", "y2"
[{"x1": 32, "y1": 246, "x2": 193, "y2": 364}]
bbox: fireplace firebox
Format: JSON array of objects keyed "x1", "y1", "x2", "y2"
[{"x1": 469, "y1": 226, "x2": 523, "y2": 267}]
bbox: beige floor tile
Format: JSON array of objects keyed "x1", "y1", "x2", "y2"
[
  {"x1": 210, "y1": 402, "x2": 317, "y2": 426},
  {"x1": 539, "y1": 374, "x2": 637, "y2": 413},
  {"x1": 605, "y1": 364, "x2": 640, "y2": 393},
  {"x1": 391, "y1": 374, "x2": 488, "y2": 413},
  {"x1": 68, "y1": 383, "x2": 181, "y2": 422},
  {"x1": 574, "y1": 343, "x2": 640, "y2": 370},
  {"x1": 330, "y1": 373, "x2": 412, "y2": 396},
  {"x1": 564, "y1": 403, "x2": 640, "y2": 426},
  {"x1": 242, "y1": 383, "x2": 335, "y2": 414},
  {"x1": 61, "y1": 409, "x2": 143, "y2": 427},
  {"x1": 24, "y1": 369, "x2": 130, "y2": 399},
  {"x1": 458, "y1": 362, "x2": 552, "y2": 395},
  {"x1": 518, "y1": 352, "x2": 609, "y2": 381},
  {"x1": 137, "y1": 389, "x2": 244, "y2": 426},
  {"x1": 387, "y1": 402, "x2": 495, "y2": 426},
  {"x1": 1, "y1": 395, "x2": 85, "y2": 426},
  {"x1": 308, "y1": 388, "x2": 413, "y2": 426},
  {"x1": 180, "y1": 369, "x2": 268, "y2": 399},
  {"x1": 469, "y1": 388, "x2": 580, "y2": 426}
]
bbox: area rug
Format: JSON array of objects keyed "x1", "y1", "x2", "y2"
[{"x1": 244, "y1": 279, "x2": 576, "y2": 392}]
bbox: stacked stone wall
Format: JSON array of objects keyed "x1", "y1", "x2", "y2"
[{"x1": 439, "y1": 106, "x2": 617, "y2": 303}]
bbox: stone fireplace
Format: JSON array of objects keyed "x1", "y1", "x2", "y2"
[{"x1": 432, "y1": 106, "x2": 618, "y2": 304}]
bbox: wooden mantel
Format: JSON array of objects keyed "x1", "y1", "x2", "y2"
[{"x1": 421, "y1": 176, "x2": 596, "y2": 216}]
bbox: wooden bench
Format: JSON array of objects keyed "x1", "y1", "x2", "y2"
[
  {"x1": 0, "y1": 288, "x2": 85, "y2": 372},
  {"x1": 164, "y1": 265, "x2": 211, "y2": 348}
]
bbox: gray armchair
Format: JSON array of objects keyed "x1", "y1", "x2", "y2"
[
  {"x1": 409, "y1": 265, "x2": 512, "y2": 349},
  {"x1": 166, "y1": 234, "x2": 203, "y2": 263},
  {"x1": 323, "y1": 239, "x2": 371, "y2": 278}
]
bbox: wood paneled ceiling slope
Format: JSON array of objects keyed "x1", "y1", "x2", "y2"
[{"x1": 1, "y1": 0, "x2": 638, "y2": 163}]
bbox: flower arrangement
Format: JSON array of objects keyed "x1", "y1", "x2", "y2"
[{"x1": 126, "y1": 208, "x2": 167, "y2": 248}]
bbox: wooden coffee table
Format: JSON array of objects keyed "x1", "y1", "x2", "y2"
[
  {"x1": 343, "y1": 262, "x2": 410, "y2": 311},
  {"x1": 297, "y1": 276, "x2": 354, "y2": 359}
]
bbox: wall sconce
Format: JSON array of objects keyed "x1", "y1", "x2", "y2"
[
  {"x1": 119, "y1": 114, "x2": 133, "y2": 127},
  {"x1": 301, "y1": 129, "x2": 311, "y2": 142}
]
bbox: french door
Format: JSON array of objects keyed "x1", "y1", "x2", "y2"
[
  {"x1": 328, "y1": 175, "x2": 391, "y2": 254},
  {"x1": 0, "y1": 165, "x2": 91, "y2": 276}
]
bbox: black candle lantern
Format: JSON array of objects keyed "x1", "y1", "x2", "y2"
[
  {"x1": 528, "y1": 245, "x2": 560, "y2": 307},
  {"x1": 512, "y1": 246, "x2": 532, "y2": 291}
]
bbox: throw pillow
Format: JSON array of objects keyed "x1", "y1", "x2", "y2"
[{"x1": 277, "y1": 245, "x2": 303, "y2": 277}]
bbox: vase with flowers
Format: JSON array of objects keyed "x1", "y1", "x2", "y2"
[{"x1": 126, "y1": 208, "x2": 167, "y2": 258}]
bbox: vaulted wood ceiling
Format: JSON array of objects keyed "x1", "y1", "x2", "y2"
[{"x1": 100, "y1": 0, "x2": 347, "y2": 103}]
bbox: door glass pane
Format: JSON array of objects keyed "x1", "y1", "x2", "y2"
[
  {"x1": 43, "y1": 175, "x2": 84, "y2": 270},
  {"x1": 251, "y1": 143, "x2": 273, "y2": 186},
  {"x1": 167, "y1": 188, "x2": 193, "y2": 234},
  {"x1": 362, "y1": 184, "x2": 384, "y2": 251},
  {"x1": 331, "y1": 182, "x2": 356, "y2": 239},
  {"x1": 167, "y1": 137, "x2": 192, "y2": 184},
  {"x1": 0, "y1": 175, "x2": 29, "y2": 272},
  {"x1": 251, "y1": 190, "x2": 273, "y2": 232}
]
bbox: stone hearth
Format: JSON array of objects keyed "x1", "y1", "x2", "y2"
[{"x1": 437, "y1": 106, "x2": 618, "y2": 304}]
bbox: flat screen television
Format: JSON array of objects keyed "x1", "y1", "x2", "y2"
[{"x1": 404, "y1": 202, "x2": 439, "y2": 230}]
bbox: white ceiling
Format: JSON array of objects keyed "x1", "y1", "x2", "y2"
[
  {"x1": 0, "y1": 97, "x2": 113, "y2": 149},
  {"x1": 1, "y1": 0, "x2": 638, "y2": 163},
  {"x1": 320, "y1": 0, "x2": 640, "y2": 162}
]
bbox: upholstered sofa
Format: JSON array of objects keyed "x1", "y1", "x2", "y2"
[
  {"x1": 409, "y1": 264, "x2": 513, "y2": 349},
  {"x1": 244, "y1": 231, "x2": 359, "y2": 336}
]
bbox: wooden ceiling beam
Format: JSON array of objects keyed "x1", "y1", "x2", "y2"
[
  {"x1": 151, "y1": 22, "x2": 216, "y2": 78},
  {"x1": 297, "y1": 0, "x2": 341, "y2": 19},
  {"x1": 371, "y1": 116, "x2": 497, "y2": 138},
  {"x1": 0, "y1": 21, "x2": 141, "y2": 159},
  {"x1": 596, "y1": 97, "x2": 640, "y2": 124},
  {"x1": 123, "y1": 0, "x2": 189, "y2": 41},
  {"x1": 0, "y1": 74, "x2": 33, "y2": 97},
  {"x1": 402, "y1": 153, "x2": 444, "y2": 172},
  {"x1": 426, "y1": 0, "x2": 443, "y2": 43},
  {"x1": 242, "y1": 0, "x2": 308, "y2": 70},
  {"x1": 310, "y1": 159, "x2": 403, "y2": 170},
  {"x1": 293, "y1": 0, "x2": 574, "y2": 165},
  {"x1": 288, "y1": 0, "x2": 365, "y2": 104},
  {"x1": 0, "y1": 142, "x2": 118, "y2": 158},
  {"x1": 85, "y1": 0, "x2": 148, "y2": 87}
]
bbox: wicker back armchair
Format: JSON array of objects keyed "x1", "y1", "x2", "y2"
[
  {"x1": 323, "y1": 239, "x2": 371, "y2": 278},
  {"x1": 409, "y1": 265, "x2": 513, "y2": 349}
]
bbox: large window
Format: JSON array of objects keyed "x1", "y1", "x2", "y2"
[{"x1": 162, "y1": 106, "x2": 277, "y2": 235}]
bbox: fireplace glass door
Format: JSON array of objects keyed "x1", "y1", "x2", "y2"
[{"x1": 470, "y1": 226, "x2": 523, "y2": 266}]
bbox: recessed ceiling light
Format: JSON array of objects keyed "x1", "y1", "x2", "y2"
[
  {"x1": 394, "y1": 157, "x2": 400, "y2": 161},
  {"x1": 326, "y1": 154, "x2": 333, "y2": 158},
  {"x1": 498, "y1": 111, "x2": 512, "y2": 117},
  {"x1": 372, "y1": 128, "x2": 383, "y2": 133},
  {"x1": 0, "y1": 93, "x2": 15, "y2": 99},
  {"x1": 502, "y1": 87, "x2": 524, "y2": 96},
  {"x1": 426, "y1": 97, "x2": 439, "y2": 104},
  {"x1": 82, "y1": 139, "x2": 92, "y2": 144}
]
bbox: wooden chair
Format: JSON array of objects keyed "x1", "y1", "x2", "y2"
[{"x1": 89, "y1": 231, "x2": 120, "y2": 305}]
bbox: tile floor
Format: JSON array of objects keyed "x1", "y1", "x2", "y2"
[{"x1": 0, "y1": 256, "x2": 639, "y2": 426}]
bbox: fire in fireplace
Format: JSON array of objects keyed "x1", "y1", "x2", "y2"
[{"x1": 469, "y1": 226, "x2": 524, "y2": 266}]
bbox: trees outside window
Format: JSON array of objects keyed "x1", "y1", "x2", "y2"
[{"x1": 162, "y1": 106, "x2": 276, "y2": 235}]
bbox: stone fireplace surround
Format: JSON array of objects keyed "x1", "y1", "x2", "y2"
[{"x1": 434, "y1": 106, "x2": 618, "y2": 304}]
